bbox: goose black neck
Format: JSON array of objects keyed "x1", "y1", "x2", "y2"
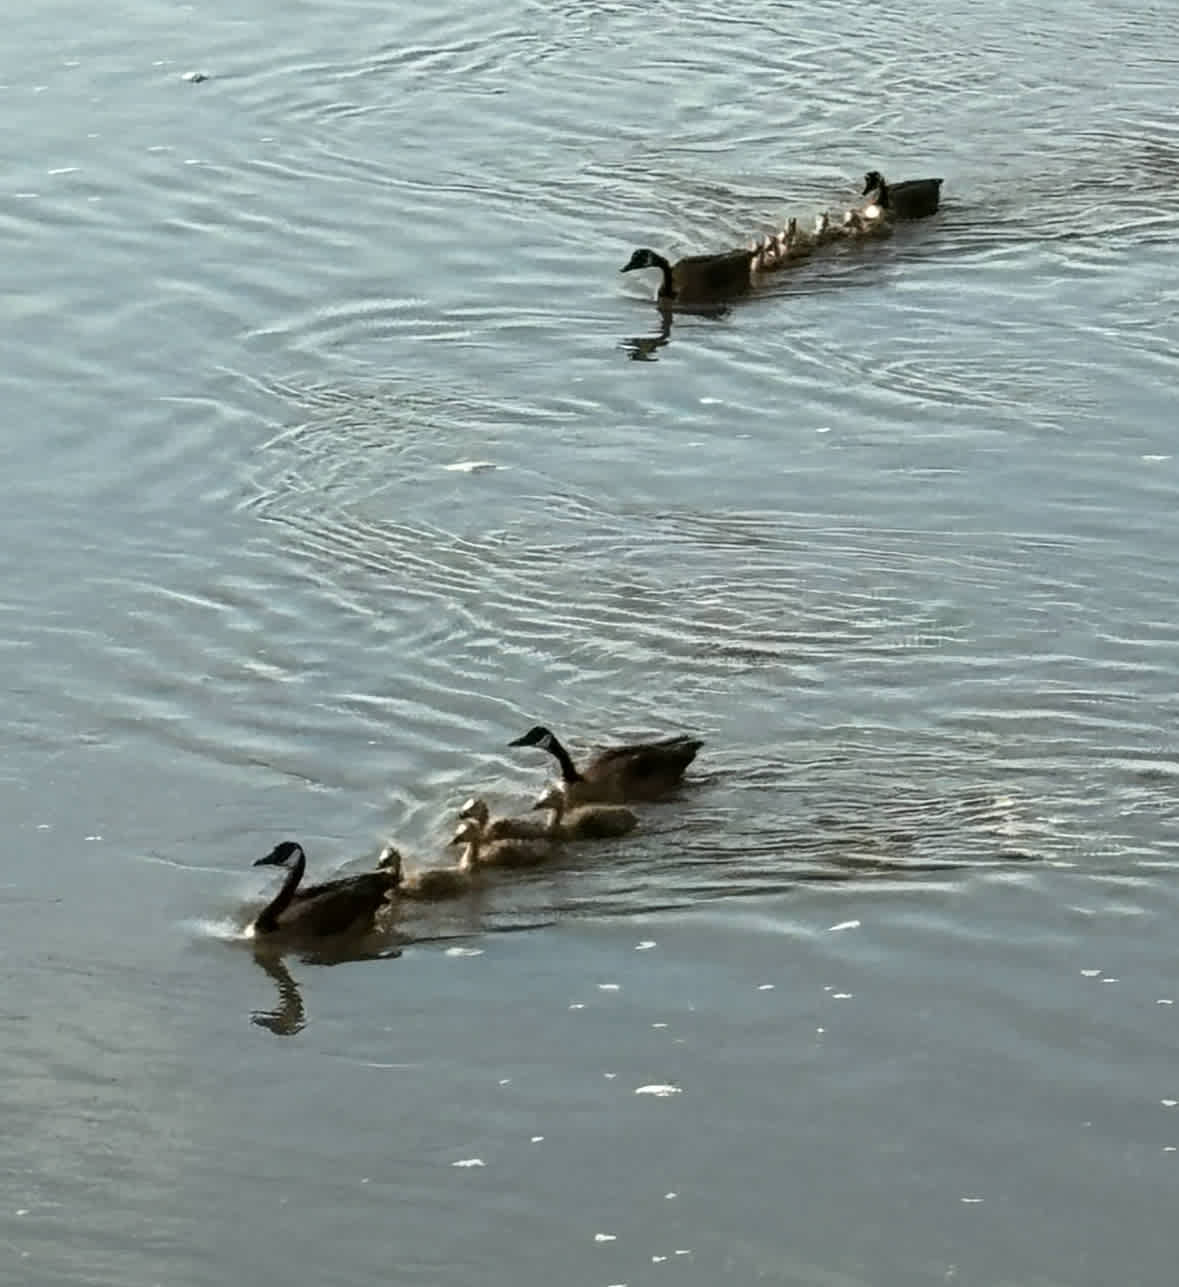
[
  {"x1": 256, "y1": 852, "x2": 305, "y2": 932},
  {"x1": 874, "y1": 177, "x2": 891, "y2": 206},
  {"x1": 542, "y1": 732, "x2": 583, "y2": 783}
]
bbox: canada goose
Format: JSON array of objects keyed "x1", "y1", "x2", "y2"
[
  {"x1": 533, "y1": 784, "x2": 639, "y2": 840},
  {"x1": 458, "y1": 796, "x2": 551, "y2": 842},
  {"x1": 861, "y1": 170, "x2": 943, "y2": 218},
  {"x1": 508, "y1": 724, "x2": 702, "y2": 806},
  {"x1": 620, "y1": 246, "x2": 761, "y2": 303},
  {"x1": 251, "y1": 840, "x2": 398, "y2": 939},
  {"x1": 381, "y1": 844, "x2": 475, "y2": 901},
  {"x1": 451, "y1": 817, "x2": 555, "y2": 868}
]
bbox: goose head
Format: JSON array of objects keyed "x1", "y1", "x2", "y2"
[
  {"x1": 620, "y1": 248, "x2": 661, "y2": 274},
  {"x1": 862, "y1": 170, "x2": 885, "y2": 196},
  {"x1": 451, "y1": 819, "x2": 482, "y2": 847},
  {"x1": 508, "y1": 725, "x2": 556, "y2": 751},
  {"x1": 254, "y1": 840, "x2": 304, "y2": 869},
  {"x1": 459, "y1": 797, "x2": 490, "y2": 826}
]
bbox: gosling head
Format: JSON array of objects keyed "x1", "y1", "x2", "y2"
[
  {"x1": 254, "y1": 840, "x2": 304, "y2": 869},
  {"x1": 377, "y1": 845, "x2": 403, "y2": 882},
  {"x1": 459, "y1": 796, "x2": 490, "y2": 826},
  {"x1": 508, "y1": 725, "x2": 556, "y2": 752},
  {"x1": 451, "y1": 819, "x2": 481, "y2": 847},
  {"x1": 862, "y1": 170, "x2": 885, "y2": 196},
  {"x1": 532, "y1": 785, "x2": 565, "y2": 812},
  {"x1": 620, "y1": 248, "x2": 661, "y2": 274}
]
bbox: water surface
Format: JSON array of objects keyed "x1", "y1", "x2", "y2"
[{"x1": 2, "y1": 0, "x2": 1179, "y2": 1282}]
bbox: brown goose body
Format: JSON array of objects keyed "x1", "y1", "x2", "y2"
[
  {"x1": 621, "y1": 246, "x2": 759, "y2": 303},
  {"x1": 251, "y1": 841, "x2": 398, "y2": 939},
  {"x1": 861, "y1": 170, "x2": 943, "y2": 219},
  {"x1": 509, "y1": 724, "x2": 702, "y2": 806},
  {"x1": 533, "y1": 785, "x2": 639, "y2": 840}
]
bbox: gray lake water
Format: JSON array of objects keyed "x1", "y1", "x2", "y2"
[{"x1": 3, "y1": 0, "x2": 1179, "y2": 1282}]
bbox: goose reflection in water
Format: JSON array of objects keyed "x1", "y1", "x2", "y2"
[{"x1": 250, "y1": 939, "x2": 404, "y2": 1037}]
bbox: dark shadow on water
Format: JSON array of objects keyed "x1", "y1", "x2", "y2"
[{"x1": 249, "y1": 932, "x2": 405, "y2": 1037}]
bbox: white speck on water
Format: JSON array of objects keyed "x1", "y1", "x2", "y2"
[
  {"x1": 594, "y1": 1233, "x2": 616, "y2": 1242},
  {"x1": 652, "y1": 1022, "x2": 668, "y2": 1029},
  {"x1": 16, "y1": 1209, "x2": 28, "y2": 1217},
  {"x1": 85, "y1": 835, "x2": 102, "y2": 842},
  {"x1": 444, "y1": 460, "x2": 501, "y2": 473},
  {"x1": 1102, "y1": 978, "x2": 1120, "y2": 984},
  {"x1": 446, "y1": 947, "x2": 483, "y2": 957},
  {"x1": 48, "y1": 166, "x2": 79, "y2": 176},
  {"x1": 604, "y1": 1072, "x2": 616, "y2": 1079},
  {"x1": 665, "y1": 1191, "x2": 678, "y2": 1199},
  {"x1": 569, "y1": 1003, "x2": 585, "y2": 1010},
  {"x1": 1158, "y1": 999, "x2": 1174, "y2": 1005},
  {"x1": 1080, "y1": 969, "x2": 1102, "y2": 977},
  {"x1": 1143, "y1": 454, "x2": 1171, "y2": 462},
  {"x1": 960, "y1": 1197, "x2": 984, "y2": 1204},
  {"x1": 182, "y1": 70, "x2": 208, "y2": 82},
  {"x1": 1162, "y1": 1100, "x2": 1177, "y2": 1108},
  {"x1": 636, "y1": 940, "x2": 656, "y2": 950},
  {"x1": 1165, "y1": 1146, "x2": 1177, "y2": 1153},
  {"x1": 635, "y1": 1084, "x2": 681, "y2": 1097},
  {"x1": 675, "y1": 1249, "x2": 692, "y2": 1256},
  {"x1": 832, "y1": 992, "x2": 854, "y2": 1000},
  {"x1": 530, "y1": 1135, "x2": 544, "y2": 1143},
  {"x1": 36, "y1": 824, "x2": 50, "y2": 830},
  {"x1": 452, "y1": 1158, "x2": 485, "y2": 1168},
  {"x1": 758, "y1": 983, "x2": 775, "y2": 991},
  {"x1": 652, "y1": 1254, "x2": 668, "y2": 1263},
  {"x1": 816, "y1": 425, "x2": 832, "y2": 433},
  {"x1": 498, "y1": 1078, "x2": 511, "y2": 1086},
  {"x1": 598, "y1": 983, "x2": 620, "y2": 991},
  {"x1": 829, "y1": 919, "x2": 861, "y2": 932}
]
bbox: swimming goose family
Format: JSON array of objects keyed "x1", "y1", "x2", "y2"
[
  {"x1": 621, "y1": 165, "x2": 945, "y2": 303},
  {"x1": 245, "y1": 724, "x2": 702, "y2": 941}
]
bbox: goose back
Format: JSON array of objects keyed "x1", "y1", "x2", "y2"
[
  {"x1": 861, "y1": 170, "x2": 943, "y2": 218},
  {"x1": 509, "y1": 725, "x2": 702, "y2": 806},
  {"x1": 252, "y1": 841, "x2": 397, "y2": 939}
]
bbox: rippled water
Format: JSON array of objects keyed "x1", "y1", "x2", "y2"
[{"x1": 3, "y1": 0, "x2": 1179, "y2": 1280}]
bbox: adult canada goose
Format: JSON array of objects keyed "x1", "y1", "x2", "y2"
[
  {"x1": 251, "y1": 840, "x2": 398, "y2": 939},
  {"x1": 508, "y1": 724, "x2": 702, "y2": 806},
  {"x1": 861, "y1": 170, "x2": 943, "y2": 218},
  {"x1": 451, "y1": 817, "x2": 555, "y2": 869},
  {"x1": 620, "y1": 246, "x2": 765, "y2": 303},
  {"x1": 533, "y1": 784, "x2": 639, "y2": 840},
  {"x1": 458, "y1": 796, "x2": 551, "y2": 842},
  {"x1": 379, "y1": 844, "x2": 475, "y2": 901}
]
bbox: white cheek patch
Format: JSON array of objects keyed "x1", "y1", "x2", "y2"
[{"x1": 538, "y1": 734, "x2": 554, "y2": 751}]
